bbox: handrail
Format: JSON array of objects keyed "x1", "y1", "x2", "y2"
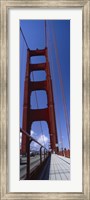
[
  {"x1": 20, "y1": 128, "x2": 49, "y2": 179},
  {"x1": 20, "y1": 128, "x2": 48, "y2": 150}
]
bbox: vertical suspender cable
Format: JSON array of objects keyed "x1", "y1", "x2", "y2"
[
  {"x1": 52, "y1": 23, "x2": 70, "y2": 148},
  {"x1": 45, "y1": 20, "x2": 47, "y2": 48},
  {"x1": 20, "y1": 31, "x2": 24, "y2": 148},
  {"x1": 49, "y1": 50, "x2": 64, "y2": 150},
  {"x1": 46, "y1": 21, "x2": 59, "y2": 149},
  {"x1": 47, "y1": 22, "x2": 64, "y2": 150},
  {"x1": 31, "y1": 73, "x2": 45, "y2": 147}
]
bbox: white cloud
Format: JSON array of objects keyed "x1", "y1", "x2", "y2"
[
  {"x1": 20, "y1": 132, "x2": 22, "y2": 145},
  {"x1": 31, "y1": 130, "x2": 35, "y2": 136},
  {"x1": 38, "y1": 135, "x2": 49, "y2": 145},
  {"x1": 20, "y1": 132, "x2": 22, "y2": 138},
  {"x1": 20, "y1": 130, "x2": 49, "y2": 150},
  {"x1": 30, "y1": 134, "x2": 49, "y2": 151}
]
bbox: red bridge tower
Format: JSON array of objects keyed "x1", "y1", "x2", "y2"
[{"x1": 21, "y1": 47, "x2": 58, "y2": 154}]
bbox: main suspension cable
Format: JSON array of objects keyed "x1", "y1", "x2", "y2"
[
  {"x1": 20, "y1": 26, "x2": 29, "y2": 49},
  {"x1": 20, "y1": 24, "x2": 45, "y2": 148}
]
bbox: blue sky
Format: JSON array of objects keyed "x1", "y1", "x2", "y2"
[{"x1": 20, "y1": 20, "x2": 70, "y2": 150}]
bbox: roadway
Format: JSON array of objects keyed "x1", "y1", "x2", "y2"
[{"x1": 20, "y1": 155, "x2": 44, "y2": 179}]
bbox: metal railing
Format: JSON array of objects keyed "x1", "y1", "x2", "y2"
[{"x1": 20, "y1": 128, "x2": 49, "y2": 179}]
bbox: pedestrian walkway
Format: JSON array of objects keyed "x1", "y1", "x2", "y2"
[
  {"x1": 58, "y1": 155, "x2": 70, "y2": 164},
  {"x1": 49, "y1": 154, "x2": 70, "y2": 180}
]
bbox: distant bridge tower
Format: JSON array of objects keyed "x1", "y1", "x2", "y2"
[{"x1": 21, "y1": 47, "x2": 58, "y2": 154}]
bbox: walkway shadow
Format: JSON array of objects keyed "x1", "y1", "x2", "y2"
[{"x1": 37, "y1": 156, "x2": 51, "y2": 180}]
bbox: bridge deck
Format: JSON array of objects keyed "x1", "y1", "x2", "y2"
[
  {"x1": 20, "y1": 154, "x2": 70, "y2": 180},
  {"x1": 49, "y1": 154, "x2": 70, "y2": 180}
]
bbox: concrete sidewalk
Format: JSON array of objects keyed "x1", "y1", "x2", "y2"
[{"x1": 49, "y1": 154, "x2": 70, "y2": 180}]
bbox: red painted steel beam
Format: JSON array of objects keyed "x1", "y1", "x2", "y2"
[
  {"x1": 30, "y1": 63, "x2": 46, "y2": 71},
  {"x1": 30, "y1": 48, "x2": 46, "y2": 57},
  {"x1": 30, "y1": 80, "x2": 47, "y2": 92},
  {"x1": 29, "y1": 108, "x2": 49, "y2": 123}
]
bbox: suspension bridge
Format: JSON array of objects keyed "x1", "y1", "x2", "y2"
[{"x1": 20, "y1": 20, "x2": 70, "y2": 180}]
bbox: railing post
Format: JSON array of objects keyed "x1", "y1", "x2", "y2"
[
  {"x1": 46, "y1": 150, "x2": 47, "y2": 157},
  {"x1": 40, "y1": 146, "x2": 42, "y2": 164},
  {"x1": 44, "y1": 149, "x2": 46, "y2": 160},
  {"x1": 26, "y1": 139, "x2": 33, "y2": 179},
  {"x1": 26, "y1": 139, "x2": 30, "y2": 179}
]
